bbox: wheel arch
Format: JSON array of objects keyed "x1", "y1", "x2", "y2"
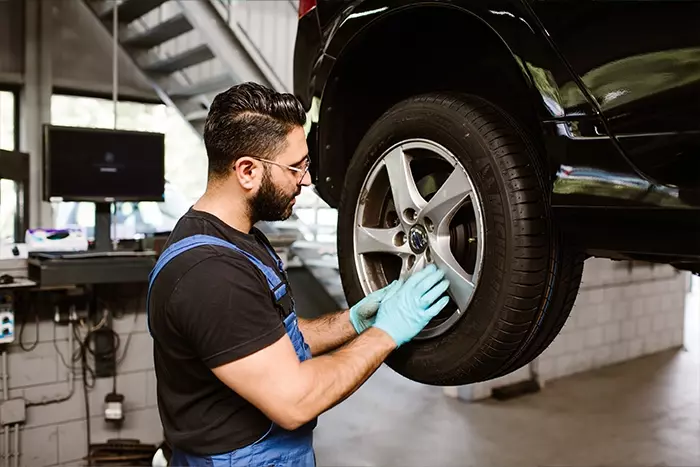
[{"x1": 314, "y1": 2, "x2": 569, "y2": 207}]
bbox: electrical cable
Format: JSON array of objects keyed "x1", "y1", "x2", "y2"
[
  {"x1": 91, "y1": 310, "x2": 108, "y2": 333},
  {"x1": 19, "y1": 288, "x2": 141, "y2": 465},
  {"x1": 73, "y1": 319, "x2": 117, "y2": 467},
  {"x1": 54, "y1": 327, "x2": 72, "y2": 372},
  {"x1": 27, "y1": 322, "x2": 75, "y2": 407},
  {"x1": 30, "y1": 309, "x2": 119, "y2": 409},
  {"x1": 116, "y1": 306, "x2": 138, "y2": 367},
  {"x1": 100, "y1": 289, "x2": 147, "y2": 393},
  {"x1": 58, "y1": 309, "x2": 127, "y2": 382},
  {"x1": 29, "y1": 314, "x2": 114, "y2": 464},
  {"x1": 81, "y1": 335, "x2": 92, "y2": 467},
  {"x1": 73, "y1": 324, "x2": 110, "y2": 391},
  {"x1": 18, "y1": 299, "x2": 39, "y2": 352},
  {"x1": 18, "y1": 286, "x2": 142, "y2": 464},
  {"x1": 98, "y1": 287, "x2": 145, "y2": 368}
]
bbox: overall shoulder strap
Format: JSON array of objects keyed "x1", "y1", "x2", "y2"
[
  {"x1": 146, "y1": 234, "x2": 287, "y2": 337},
  {"x1": 250, "y1": 228, "x2": 286, "y2": 275}
]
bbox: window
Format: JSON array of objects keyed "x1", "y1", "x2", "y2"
[
  {"x1": 0, "y1": 90, "x2": 17, "y2": 245},
  {"x1": 50, "y1": 95, "x2": 208, "y2": 239}
]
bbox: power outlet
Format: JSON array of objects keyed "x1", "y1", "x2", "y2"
[{"x1": 0, "y1": 307, "x2": 14, "y2": 344}]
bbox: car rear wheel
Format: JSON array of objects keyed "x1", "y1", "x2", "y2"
[{"x1": 337, "y1": 92, "x2": 584, "y2": 385}]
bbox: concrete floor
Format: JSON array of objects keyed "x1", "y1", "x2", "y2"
[{"x1": 314, "y1": 347, "x2": 700, "y2": 466}]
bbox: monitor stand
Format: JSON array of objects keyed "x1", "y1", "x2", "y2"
[{"x1": 94, "y1": 202, "x2": 113, "y2": 252}]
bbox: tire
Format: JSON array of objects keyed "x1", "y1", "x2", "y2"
[{"x1": 337, "y1": 92, "x2": 584, "y2": 385}]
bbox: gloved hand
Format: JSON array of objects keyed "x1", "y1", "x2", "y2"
[
  {"x1": 372, "y1": 264, "x2": 450, "y2": 346},
  {"x1": 349, "y1": 280, "x2": 402, "y2": 334}
]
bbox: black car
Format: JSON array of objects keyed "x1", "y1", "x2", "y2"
[{"x1": 293, "y1": 0, "x2": 700, "y2": 386}]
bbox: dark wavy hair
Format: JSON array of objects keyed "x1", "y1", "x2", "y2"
[{"x1": 203, "y1": 82, "x2": 306, "y2": 180}]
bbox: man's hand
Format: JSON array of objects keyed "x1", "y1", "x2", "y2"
[
  {"x1": 349, "y1": 280, "x2": 401, "y2": 334},
  {"x1": 299, "y1": 280, "x2": 400, "y2": 355},
  {"x1": 372, "y1": 265, "x2": 450, "y2": 346}
]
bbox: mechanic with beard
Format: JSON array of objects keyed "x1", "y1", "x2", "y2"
[{"x1": 146, "y1": 82, "x2": 451, "y2": 466}]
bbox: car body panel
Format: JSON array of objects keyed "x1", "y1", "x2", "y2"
[
  {"x1": 293, "y1": 10, "x2": 323, "y2": 110},
  {"x1": 293, "y1": 0, "x2": 700, "y2": 261},
  {"x1": 314, "y1": 0, "x2": 599, "y2": 120},
  {"x1": 531, "y1": 0, "x2": 700, "y2": 191},
  {"x1": 315, "y1": 0, "x2": 352, "y2": 28}
]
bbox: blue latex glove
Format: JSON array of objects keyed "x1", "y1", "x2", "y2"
[
  {"x1": 372, "y1": 264, "x2": 451, "y2": 346},
  {"x1": 349, "y1": 280, "x2": 401, "y2": 334}
]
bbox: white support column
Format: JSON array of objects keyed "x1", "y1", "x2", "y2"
[{"x1": 19, "y1": 0, "x2": 53, "y2": 229}]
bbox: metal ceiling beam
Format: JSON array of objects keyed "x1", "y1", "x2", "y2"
[
  {"x1": 121, "y1": 13, "x2": 193, "y2": 49},
  {"x1": 168, "y1": 74, "x2": 233, "y2": 99},
  {"x1": 142, "y1": 44, "x2": 214, "y2": 74},
  {"x1": 99, "y1": 0, "x2": 169, "y2": 24}
]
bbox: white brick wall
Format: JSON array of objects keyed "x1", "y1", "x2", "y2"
[
  {"x1": 1, "y1": 301, "x2": 161, "y2": 467},
  {"x1": 447, "y1": 258, "x2": 689, "y2": 401}
]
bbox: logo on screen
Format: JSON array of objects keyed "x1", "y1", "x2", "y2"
[{"x1": 99, "y1": 152, "x2": 118, "y2": 173}]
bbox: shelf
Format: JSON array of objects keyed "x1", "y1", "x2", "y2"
[{"x1": 27, "y1": 254, "x2": 156, "y2": 287}]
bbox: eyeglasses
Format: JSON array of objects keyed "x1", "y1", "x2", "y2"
[{"x1": 250, "y1": 155, "x2": 311, "y2": 183}]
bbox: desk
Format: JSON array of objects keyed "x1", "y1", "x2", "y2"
[
  {"x1": 0, "y1": 278, "x2": 37, "y2": 290},
  {"x1": 28, "y1": 251, "x2": 157, "y2": 287}
]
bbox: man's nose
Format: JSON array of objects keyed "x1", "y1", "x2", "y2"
[{"x1": 299, "y1": 170, "x2": 312, "y2": 187}]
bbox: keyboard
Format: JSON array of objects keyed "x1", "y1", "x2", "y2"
[{"x1": 31, "y1": 250, "x2": 156, "y2": 260}]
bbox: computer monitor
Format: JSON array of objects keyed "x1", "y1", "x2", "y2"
[
  {"x1": 42, "y1": 124, "x2": 165, "y2": 202},
  {"x1": 42, "y1": 125, "x2": 166, "y2": 252}
]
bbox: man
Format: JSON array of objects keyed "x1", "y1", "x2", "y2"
[{"x1": 147, "y1": 82, "x2": 450, "y2": 466}]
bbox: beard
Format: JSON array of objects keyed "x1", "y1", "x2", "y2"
[{"x1": 249, "y1": 167, "x2": 299, "y2": 223}]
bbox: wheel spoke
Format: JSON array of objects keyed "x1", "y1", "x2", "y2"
[
  {"x1": 430, "y1": 239, "x2": 475, "y2": 312},
  {"x1": 355, "y1": 225, "x2": 409, "y2": 256},
  {"x1": 420, "y1": 167, "x2": 472, "y2": 232},
  {"x1": 384, "y1": 145, "x2": 426, "y2": 217},
  {"x1": 399, "y1": 254, "x2": 413, "y2": 280},
  {"x1": 399, "y1": 253, "x2": 428, "y2": 280}
]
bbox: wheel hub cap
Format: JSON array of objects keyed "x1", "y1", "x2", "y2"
[{"x1": 408, "y1": 225, "x2": 429, "y2": 254}]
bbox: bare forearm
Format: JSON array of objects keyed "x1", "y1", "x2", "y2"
[
  {"x1": 298, "y1": 310, "x2": 356, "y2": 355},
  {"x1": 286, "y1": 328, "x2": 396, "y2": 428}
]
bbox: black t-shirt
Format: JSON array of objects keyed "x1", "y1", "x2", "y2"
[{"x1": 148, "y1": 208, "x2": 294, "y2": 455}]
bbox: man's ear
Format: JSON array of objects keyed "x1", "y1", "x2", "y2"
[{"x1": 233, "y1": 158, "x2": 260, "y2": 190}]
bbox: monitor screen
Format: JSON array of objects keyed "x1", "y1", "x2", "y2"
[{"x1": 43, "y1": 125, "x2": 166, "y2": 202}]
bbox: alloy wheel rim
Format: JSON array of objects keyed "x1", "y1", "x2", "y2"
[{"x1": 353, "y1": 139, "x2": 486, "y2": 339}]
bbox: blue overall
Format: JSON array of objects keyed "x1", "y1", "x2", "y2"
[{"x1": 146, "y1": 234, "x2": 317, "y2": 467}]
